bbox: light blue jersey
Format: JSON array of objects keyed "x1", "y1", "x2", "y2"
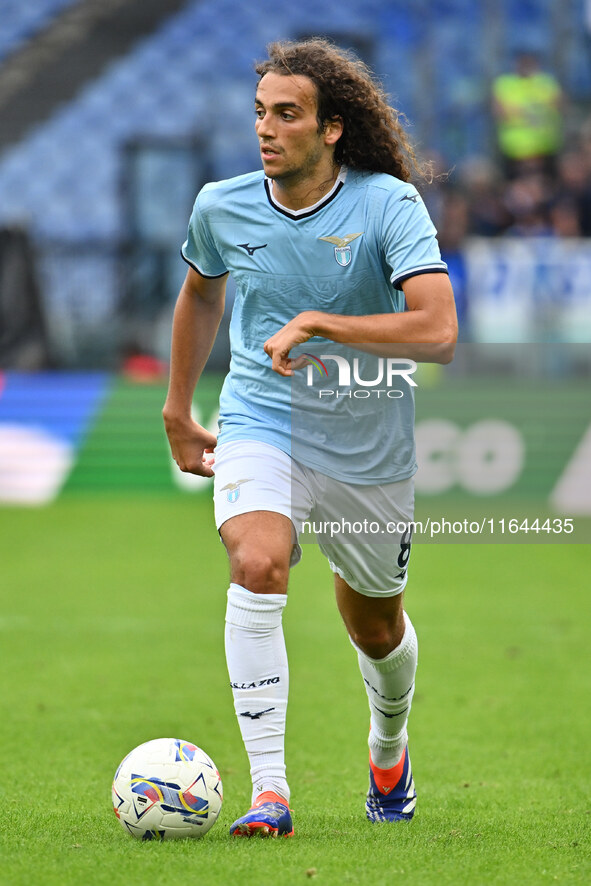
[{"x1": 181, "y1": 167, "x2": 448, "y2": 483}]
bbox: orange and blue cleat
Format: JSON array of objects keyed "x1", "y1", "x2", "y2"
[
  {"x1": 229, "y1": 791, "x2": 294, "y2": 837},
  {"x1": 366, "y1": 745, "x2": 417, "y2": 822}
]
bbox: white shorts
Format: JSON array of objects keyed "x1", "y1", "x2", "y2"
[{"x1": 212, "y1": 440, "x2": 415, "y2": 598}]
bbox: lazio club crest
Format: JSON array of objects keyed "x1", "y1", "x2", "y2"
[
  {"x1": 318, "y1": 232, "x2": 364, "y2": 267},
  {"x1": 220, "y1": 479, "x2": 253, "y2": 503}
]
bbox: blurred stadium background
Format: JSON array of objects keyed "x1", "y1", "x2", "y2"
[
  {"x1": 2, "y1": 11, "x2": 589, "y2": 882},
  {"x1": 0, "y1": 0, "x2": 590, "y2": 513}
]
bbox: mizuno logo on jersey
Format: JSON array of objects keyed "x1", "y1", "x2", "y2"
[
  {"x1": 318, "y1": 232, "x2": 363, "y2": 267},
  {"x1": 400, "y1": 193, "x2": 419, "y2": 203},
  {"x1": 237, "y1": 242, "x2": 267, "y2": 255}
]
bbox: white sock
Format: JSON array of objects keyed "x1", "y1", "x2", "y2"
[
  {"x1": 224, "y1": 582, "x2": 290, "y2": 804},
  {"x1": 354, "y1": 612, "x2": 418, "y2": 770}
]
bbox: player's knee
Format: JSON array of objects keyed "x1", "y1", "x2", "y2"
[
  {"x1": 350, "y1": 624, "x2": 400, "y2": 660},
  {"x1": 230, "y1": 547, "x2": 289, "y2": 595}
]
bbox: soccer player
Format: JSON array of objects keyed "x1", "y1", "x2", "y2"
[{"x1": 163, "y1": 38, "x2": 457, "y2": 837}]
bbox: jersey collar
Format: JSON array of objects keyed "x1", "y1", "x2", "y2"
[{"x1": 264, "y1": 167, "x2": 348, "y2": 219}]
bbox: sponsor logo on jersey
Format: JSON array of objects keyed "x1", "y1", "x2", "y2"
[
  {"x1": 400, "y1": 193, "x2": 419, "y2": 204},
  {"x1": 318, "y1": 232, "x2": 363, "y2": 266},
  {"x1": 237, "y1": 242, "x2": 267, "y2": 255}
]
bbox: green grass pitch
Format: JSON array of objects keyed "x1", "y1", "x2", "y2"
[{"x1": 0, "y1": 494, "x2": 589, "y2": 885}]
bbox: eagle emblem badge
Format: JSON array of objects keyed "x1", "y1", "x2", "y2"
[
  {"x1": 318, "y1": 232, "x2": 364, "y2": 267},
  {"x1": 220, "y1": 478, "x2": 253, "y2": 503}
]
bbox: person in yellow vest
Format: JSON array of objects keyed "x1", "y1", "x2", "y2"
[{"x1": 492, "y1": 52, "x2": 564, "y2": 178}]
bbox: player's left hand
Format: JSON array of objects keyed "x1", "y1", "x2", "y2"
[{"x1": 264, "y1": 311, "x2": 319, "y2": 376}]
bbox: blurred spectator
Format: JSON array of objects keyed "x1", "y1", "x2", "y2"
[
  {"x1": 492, "y1": 51, "x2": 564, "y2": 179},
  {"x1": 503, "y1": 172, "x2": 554, "y2": 236},
  {"x1": 419, "y1": 150, "x2": 448, "y2": 230},
  {"x1": 457, "y1": 155, "x2": 512, "y2": 235},
  {"x1": 437, "y1": 189, "x2": 470, "y2": 333},
  {"x1": 555, "y1": 148, "x2": 591, "y2": 235},
  {"x1": 437, "y1": 190, "x2": 470, "y2": 253},
  {"x1": 451, "y1": 142, "x2": 591, "y2": 240},
  {"x1": 548, "y1": 196, "x2": 582, "y2": 237}
]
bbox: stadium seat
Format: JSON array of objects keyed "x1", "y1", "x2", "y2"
[{"x1": 0, "y1": 0, "x2": 81, "y2": 64}]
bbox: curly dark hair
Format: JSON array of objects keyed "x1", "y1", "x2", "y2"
[{"x1": 255, "y1": 38, "x2": 428, "y2": 183}]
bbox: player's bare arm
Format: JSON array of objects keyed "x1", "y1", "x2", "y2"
[
  {"x1": 263, "y1": 272, "x2": 457, "y2": 375},
  {"x1": 163, "y1": 267, "x2": 227, "y2": 476}
]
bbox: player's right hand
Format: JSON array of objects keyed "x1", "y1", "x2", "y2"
[{"x1": 162, "y1": 414, "x2": 217, "y2": 477}]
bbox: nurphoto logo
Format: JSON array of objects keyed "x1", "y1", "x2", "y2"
[{"x1": 302, "y1": 354, "x2": 417, "y2": 399}]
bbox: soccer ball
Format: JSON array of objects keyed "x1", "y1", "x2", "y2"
[{"x1": 112, "y1": 738, "x2": 223, "y2": 840}]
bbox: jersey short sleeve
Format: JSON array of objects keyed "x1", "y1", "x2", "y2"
[
  {"x1": 181, "y1": 187, "x2": 228, "y2": 278},
  {"x1": 381, "y1": 186, "x2": 447, "y2": 290}
]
